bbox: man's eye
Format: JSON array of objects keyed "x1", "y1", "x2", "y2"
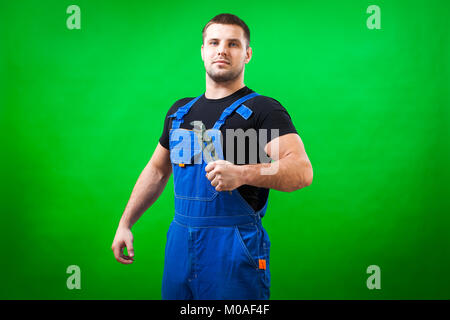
[
  {"x1": 210, "y1": 41, "x2": 218, "y2": 45},
  {"x1": 229, "y1": 43, "x2": 237, "y2": 47}
]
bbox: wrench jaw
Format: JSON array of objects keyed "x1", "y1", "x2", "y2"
[
  {"x1": 190, "y1": 121, "x2": 220, "y2": 163},
  {"x1": 190, "y1": 121, "x2": 229, "y2": 193}
]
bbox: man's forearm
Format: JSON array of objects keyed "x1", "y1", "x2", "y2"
[
  {"x1": 119, "y1": 163, "x2": 171, "y2": 229},
  {"x1": 241, "y1": 153, "x2": 313, "y2": 192}
]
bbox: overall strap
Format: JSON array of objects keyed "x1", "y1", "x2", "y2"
[
  {"x1": 212, "y1": 92, "x2": 260, "y2": 130},
  {"x1": 168, "y1": 95, "x2": 202, "y2": 129}
]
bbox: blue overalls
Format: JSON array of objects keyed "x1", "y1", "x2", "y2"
[{"x1": 162, "y1": 92, "x2": 271, "y2": 300}]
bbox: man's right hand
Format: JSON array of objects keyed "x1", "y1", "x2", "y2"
[
  {"x1": 111, "y1": 143, "x2": 172, "y2": 265},
  {"x1": 111, "y1": 226, "x2": 135, "y2": 264}
]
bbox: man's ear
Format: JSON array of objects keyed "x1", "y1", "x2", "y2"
[
  {"x1": 245, "y1": 46, "x2": 252, "y2": 64},
  {"x1": 201, "y1": 44, "x2": 204, "y2": 61}
]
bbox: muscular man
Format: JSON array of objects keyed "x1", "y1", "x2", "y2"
[{"x1": 111, "y1": 13, "x2": 313, "y2": 300}]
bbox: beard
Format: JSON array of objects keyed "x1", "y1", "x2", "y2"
[{"x1": 206, "y1": 63, "x2": 244, "y2": 83}]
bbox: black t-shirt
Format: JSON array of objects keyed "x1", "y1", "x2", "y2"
[{"x1": 159, "y1": 86, "x2": 298, "y2": 211}]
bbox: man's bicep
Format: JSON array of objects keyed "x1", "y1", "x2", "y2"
[
  {"x1": 264, "y1": 133, "x2": 308, "y2": 161},
  {"x1": 149, "y1": 143, "x2": 172, "y2": 176}
]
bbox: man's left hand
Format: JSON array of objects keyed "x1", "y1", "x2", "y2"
[{"x1": 205, "y1": 160, "x2": 244, "y2": 191}]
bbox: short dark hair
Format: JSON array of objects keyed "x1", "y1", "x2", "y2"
[{"x1": 202, "y1": 13, "x2": 250, "y2": 47}]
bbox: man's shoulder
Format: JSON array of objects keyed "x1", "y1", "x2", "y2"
[
  {"x1": 246, "y1": 93, "x2": 287, "y2": 114},
  {"x1": 246, "y1": 92, "x2": 297, "y2": 133},
  {"x1": 173, "y1": 96, "x2": 197, "y2": 106},
  {"x1": 165, "y1": 97, "x2": 197, "y2": 116}
]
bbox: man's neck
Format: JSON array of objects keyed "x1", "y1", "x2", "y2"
[{"x1": 204, "y1": 75, "x2": 246, "y2": 100}]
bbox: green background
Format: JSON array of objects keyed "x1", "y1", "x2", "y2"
[{"x1": 1, "y1": 0, "x2": 449, "y2": 299}]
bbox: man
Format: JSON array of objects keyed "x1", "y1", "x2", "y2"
[{"x1": 111, "y1": 13, "x2": 313, "y2": 300}]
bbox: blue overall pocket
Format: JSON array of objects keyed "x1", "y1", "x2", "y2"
[
  {"x1": 172, "y1": 163, "x2": 218, "y2": 200},
  {"x1": 234, "y1": 223, "x2": 271, "y2": 297},
  {"x1": 170, "y1": 129, "x2": 218, "y2": 201}
]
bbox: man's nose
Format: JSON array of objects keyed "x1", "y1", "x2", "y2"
[{"x1": 216, "y1": 43, "x2": 228, "y2": 56}]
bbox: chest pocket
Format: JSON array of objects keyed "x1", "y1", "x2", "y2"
[{"x1": 169, "y1": 129, "x2": 218, "y2": 201}]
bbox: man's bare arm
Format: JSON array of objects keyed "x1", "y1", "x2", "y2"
[
  {"x1": 111, "y1": 143, "x2": 172, "y2": 264},
  {"x1": 205, "y1": 133, "x2": 313, "y2": 192},
  {"x1": 118, "y1": 143, "x2": 172, "y2": 228}
]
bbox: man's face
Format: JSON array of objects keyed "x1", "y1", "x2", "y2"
[{"x1": 201, "y1": 23, "x2": 252, "y2": 83}]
